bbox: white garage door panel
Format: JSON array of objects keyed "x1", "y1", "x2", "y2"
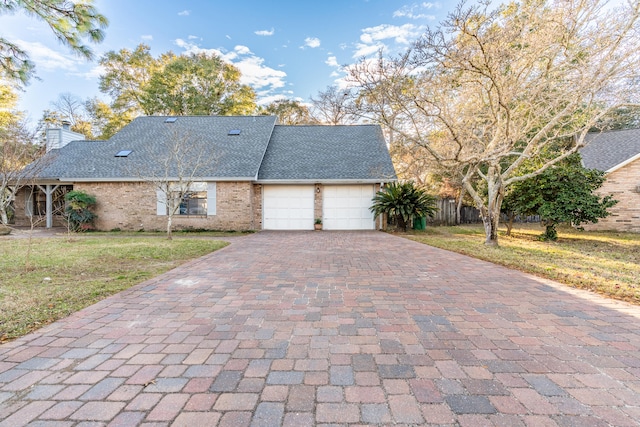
[
  {"x1": 263, "y1": 185, "x2": 314, "y2": 230},
  {"x1": 324, "y1": 185, "x2": 375, "y2": 230}
]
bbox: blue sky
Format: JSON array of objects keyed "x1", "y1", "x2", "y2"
[{"x1": 0, "y1": 1, "x2": 451, "y2": 125}]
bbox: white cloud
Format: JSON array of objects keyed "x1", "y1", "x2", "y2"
[
  {"x1": 325, "y1": 56, "x2": 339, "y2": 67},
  {"x1": 234, "y1": 45, "x2": 251, "y2": 55},
  {"x1": 15, "y1": 40, "x2": 80, "y2": 72},
  {"x1": 303, "y1": 37, "x2": 321, "y2": 48},
  {"x1": 188, "y1": 35, "x2": 200, "y2": 40},
  {"x1": 141, "y1": 35, "x2": 153, "y2": 41},
  {"x1": 360, "y1": 23, "x2": 422, "y2": 45},
  {"x1": 393, "y1": 2, "x2": 438, "y2": 20},
  {"x1": 353, "y1": 42, "x2": 385, "y2": 58},
  {"x1": 235, "y1": 56, "x2": 286, "y2": 90},
  {"x1": 255, "y1": 28, "x2": 275, "y2": 36},
  {"x1": 178, "y1": 10, "x2": 190, "y2": 16},
  {"x1": 352, "y1": 23, "x2": 424, "y2": 58}
]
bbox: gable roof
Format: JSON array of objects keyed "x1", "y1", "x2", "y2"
[
  {"x1": 258, "y1": 125, "x2": 396, "y2": 182},
  {"x1": 36, "y1": 116, "x2": 277, "y2": 181},
  {"x1": 581, "y1": 128, "x2": 640, "y2": 172},
  {"x1": 31, "y1": 116, "x2": 396, "y2": 183}
]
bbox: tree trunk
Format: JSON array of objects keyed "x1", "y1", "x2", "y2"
[
  {"x1": 166, "y1": 214, "x2": 173, "y2": 240},
  {"x1": 0, "y1": 208, "x2": 8, "y2": 225},
  {"x1": 506, "y1": 211, "x2": 515, "y2": 236},
  {"x1": 396, "y1": 214, "x2": 407, "y2": 232},
  {"x1": 481, "y1": 207, "x2": 500, "y2": 246},
  {"x1": 481, "y1": 166, "x2": 503, "y2": 246},
  {"x1": 456, "y1": 188, "x2": 465, "y2": 225}
]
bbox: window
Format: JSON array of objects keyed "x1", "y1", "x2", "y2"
[
  {"x1": 115, "y1": 150, "x2": 132, "y2": 157},
  {"x1": 156, "y1": 182, "x2": 216, "y2": 217},
  {"x1": 228, "y1": 129, "x2": 241, "y2": 135},
  {"x1": 164, "y1": 117, "x2": 177, "y2": 123}
]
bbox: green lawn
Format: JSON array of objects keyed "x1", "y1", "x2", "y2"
[
  {"x1": 405, "y1": 224, "x2": 640, "y2": 304},
  {"x1": 0, "y1": 235, "x2": 228, "y2": 342}
]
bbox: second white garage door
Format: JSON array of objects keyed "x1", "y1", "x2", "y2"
[
  {"x1": 323, "y1": 185, "x2": 375, "y2": 230},
  {"x1": 263, "y1": 185, "x2": 314, "y2": 230}
]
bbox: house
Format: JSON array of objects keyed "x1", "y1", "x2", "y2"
[
  {"x1": 580, "y1": 128, "x2": 640, "y2": 232},
  {"x1": 13, "y1": 116, "x2": 396, "y2": 231}
]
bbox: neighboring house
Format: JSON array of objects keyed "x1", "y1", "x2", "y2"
[
  {"x1": 580, "y1": 128, "x2": 640, "y2": 232},
  {"x1": 14, "y1": 116, "x2": 396, "y2": 231}
]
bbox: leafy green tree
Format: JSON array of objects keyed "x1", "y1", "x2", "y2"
[
  {"x1": 98, "y1": 44, "x2": 170, "y2": 115},
  {"x1": 260, "y1": 99, "x2": 313, "y2": 124},
  {"x1": 370, "y1": 181, "x2": 437, "y2": 231},
  {"x1": 64, "y1": 190, "x2": 97, "y2": 231},
  {"x1": 0, "y1": 0, "x2": 108, "y2": 84},
  {"x1": 84, "y1": 98, "x2": 134, "y2": 140},
  {"x1": 140, "y1": 53, "x2": 256, "y2": 116},
  {"x1": 505, "y1": 154, "x2": 617, "y2": 241}
]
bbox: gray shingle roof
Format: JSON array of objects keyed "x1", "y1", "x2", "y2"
[
  {"x1": 581, "y1": 128, "x2": 640, "y2": 172},
  {"x1": 32, "y1": 117, "x2": 397, "y2": 183},
  {"x1": 257, "y1": 125, "x2": 396, "y2": 181},
  {"x1": 36, "y1": 116, "x2": 277, "y2": 180}
]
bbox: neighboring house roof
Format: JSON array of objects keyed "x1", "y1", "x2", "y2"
[
  {"x1": 31, "y1": 116, "x2": 396, "y2": 183},
  {"x1": 581, "y1": 128, "x2": 640, "y2": 172},
  {"x1": 258, "y1": 125, "x2": 397, "y2": 182},
  {"x1": 36, "y1": 116, "x2": 278, "y2": 181}
]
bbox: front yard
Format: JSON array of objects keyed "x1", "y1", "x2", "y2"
[
  {"x1": 0, "y1": 234, "x2": 229, "y2": 342},
  {"x1": 406, "y1": 224, "x2": 640, "y2": 304}
]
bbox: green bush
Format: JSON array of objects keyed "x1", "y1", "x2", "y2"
[{"x1": 65, "y1": 190, "x2": 97, "y2": 232}]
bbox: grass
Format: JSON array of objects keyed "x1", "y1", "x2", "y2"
[
  {"x1": 405, "y1": 223, "x2": 640, "y2": 304},
  {"x1": 0, "y1": 235, "x2": 229, "y2": 342}
]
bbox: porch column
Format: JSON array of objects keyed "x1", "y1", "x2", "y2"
[{"x1": 38, "y1": 185, "x2": 59, "y2": 228}]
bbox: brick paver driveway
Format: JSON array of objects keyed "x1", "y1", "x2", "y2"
[{"x1": 1, "y1": 231, "x2": 639, "y2": 426}]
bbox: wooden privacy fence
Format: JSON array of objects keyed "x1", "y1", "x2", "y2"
[{"x1": 427, "y1": 198, "x2": 540, "y2": 226}]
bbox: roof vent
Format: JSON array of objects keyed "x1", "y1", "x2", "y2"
[
  {"x1": 115, "y1": 150, "x2": 132, "y2": 157},
  {"x1": 228, "y1": 129, "x2": 241, "y2": 135},
  {"x1": 164, "y1": 117, "x2": 177, "y2": 123}
]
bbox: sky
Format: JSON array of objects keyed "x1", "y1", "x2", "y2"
[{"x1": 0, "y1": 0, "x2": 452, "y2": 127}]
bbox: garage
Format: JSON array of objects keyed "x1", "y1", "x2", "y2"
[
  {"x1": 263, "y1": 185, "x2": 314, "y2": 230},
  {"x1": 323, "y1": 185, "x2": 376, "y2": 230}
]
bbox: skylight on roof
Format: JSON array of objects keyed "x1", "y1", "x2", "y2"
[
  {"x1": 164, "y1": 117, "x2": 178, "y2": 123},
  {"x1": 228, "y1": 129, "x2": 241, "y2": 135},
  {"x1": 115, "y1": 150, "x2": 132, "y2": 157}
]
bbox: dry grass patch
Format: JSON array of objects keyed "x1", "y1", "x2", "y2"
[
  {"x1": 406, "y1": 224, "x2": 640, "y2": 304},
  {"x1": 0, "y1": 236, "x2": 228, "y2": 342}
]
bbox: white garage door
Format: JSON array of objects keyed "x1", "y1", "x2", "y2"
[
  {"x1": 323, "y1": 185, "x2": 375, "y2": 230},
  {"x1": 263, "y1": 185, "x2": 314, "y2": 230}
]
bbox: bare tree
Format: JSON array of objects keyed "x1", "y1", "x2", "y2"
[
  {"x1": 0, "y1": 117, "x2": 43, "y2": 226},
  {"x1": 350, "y1": 0, "x2": 640, "y2": 245},
  {"x1": 134, "y1": 127, "x2": 213, "y2": 239},
  {"x1": 310, "y1": 86, "x2": 358, "y2": 125}
]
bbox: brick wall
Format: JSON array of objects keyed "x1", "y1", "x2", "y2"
[
  {"x1": 583, "y1": 159, "x2": 640, "y2": 232},
  {"x1": 252, "y1": 184, "x2": 262, "y2": 229},
  {"x1": 72, "y1": 181, "x2": 257, "y2": 231},
  {"x1": 314, "y1": 184, "x2": 323, "y2": 223}
]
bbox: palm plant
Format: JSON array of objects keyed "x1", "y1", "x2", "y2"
[{"x1": 370, "y1": 181, "x2": 437, "y2": 231}]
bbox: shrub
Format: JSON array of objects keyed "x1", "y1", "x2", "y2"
[
  {"x1": 370, "y1": 182, "x2": 438, "y2": 231},
  {"x1": 65, "y1": 190, "x2": 97, "y2": 232}
]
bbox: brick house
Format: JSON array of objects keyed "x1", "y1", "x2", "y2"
[
  {"x1": 14, "y1": 116, "x2": 396, "y2": 231},
  {"x1": 580, "y1": 128, "x2": 640, "y2": 232}
]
